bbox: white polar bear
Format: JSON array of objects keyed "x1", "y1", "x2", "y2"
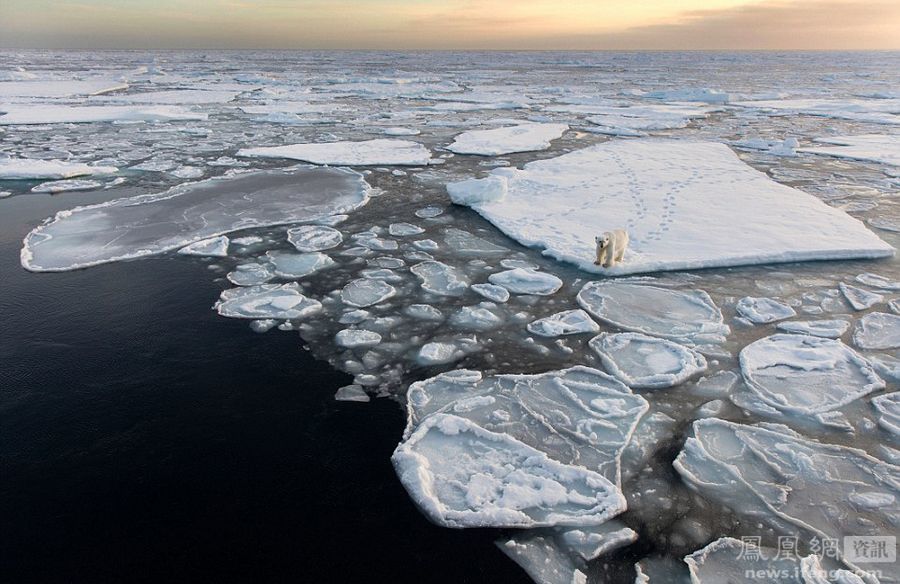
[{"x1": 595, "y1": 230, "x2": 629, "y2": 268}]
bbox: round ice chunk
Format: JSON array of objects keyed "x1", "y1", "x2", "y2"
[
  {"x1": 740, "y1": 333, "x2": 885, "y2": 414},
  {"x1": 411, "y1": 261, "x2": 469, "y2": 296},
  {"x1": 226, "y1": 262, "x2": 275, "y2": 286},
  {"x1": 215, "y1": 283, "x2": 322, "y2": 319},
  {"x1": 735, "y1": 296, "x2": 796, "y2": 324},
  {"x1": 527, "y1": 309, "x2": 599, "y2": 337},
  {"x1": 341, "y1": 278, "x2": 397, "y2": 307},
  {"x1": 267, "y1": 251, "x2": 334, "y2": 278},
  {"x1": 589, "y1": 332, "x2": 707, "y2": 389},
  {"x1": 578, "y1": 281, "x2": 728, "y2": 344},
  {"x1": 335, "y1": 329, "x2": 383, "y2": 348},
  {"x1": 854, "y1": 312, "x2": 900, "y2": 350},
  {"x1": 489, "y1": 268, "x2": 562, "y2": 296},
  {"x1": 287, "y1": 225, "x2": 343, "y2": 252}
]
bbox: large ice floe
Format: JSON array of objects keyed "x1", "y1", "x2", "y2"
[
  {"x1": 0, "y1": 104, "x2": 207, "y2": 125},
  {"x1": 577, "y1": 281, "x2": 730, "y2": 345},
  {"x1": 0, "y1": 158, "x2": 117, "y2": 180},
  {"x1": 393, "y1": 367, "x2": 647, "y2": 526},
  {"x1": 798, "y1": 134, "x2": 900, "y2": 167},
  {"x1": 738, "y1": 334, "x2": 884, "y2": 415},
  {"x1": 447, "y1": 140, "x2": 893, "y2": 276},
  {"x1": 237, "y1": 139, "x2": 432, "y2": 166},
  {"x1": 446, "y1": 123, "x2": 569, "y2": 156},
  {"x1": 731, "y1": 98, "x2": 900, "y2": 125},
  {"x1": 675, "y1": 419, "x2": 899, "y2": 578},
  {"x1": 21, "y1": 167, "x2": 369, "y2": 271}
]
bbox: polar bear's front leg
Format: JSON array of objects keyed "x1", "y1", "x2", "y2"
[{"x1": 595, "y1": 244, "x2": 607, "y2": 266}]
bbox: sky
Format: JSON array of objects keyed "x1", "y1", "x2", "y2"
[{"x1": 1, "y1": 0, "x2": 898, "y2": 50}]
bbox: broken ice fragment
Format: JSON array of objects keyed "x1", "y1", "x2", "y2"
[
  {"x1": 589, "y1": 332, "x2": 707, "y2": 389},
  {"x1": 735, "y1": 296, "x2": 796, "y2": 324},
  {"x1": 340, "y1": 278, "x2": 397, "y2": 307},
  {"x1": 739, "y1": 333, "x2": 884, "y2": 415},
  {"x1": 178, "y1": 236, "x2": 229, "y2": 257},
  {"x1": 489, "y1": 268, "x2": 562, "y2": 296},
  {"x1": 286, "y1": 225, "x2": 343, "y2": 252},
  {"x1": 215, "y1": 283, "x2": 322, "y2": 319}
]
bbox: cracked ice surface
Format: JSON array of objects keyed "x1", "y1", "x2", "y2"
[
  {"x1": 588, "y1": 332, "x2": 707, "y2": 389},
  {"x1": 447, "y1": 140, "x2": 892, "y2": 276},
  {"x1": 739, "y1": 334, "x2": 884, "y2": 415},
  {"x1": 21, "y1": 167, "x2": 369, "y2": 271},
  {"x1": 215, "y1": 283, "x2": 322, "y2": 320},
  {"x1": 853, "y1": 312, "x2": 900, "y2": 350},
  {"x1": 577, "y1": 281, "x2": 729, "y2": 345},
  {"x1": 675, "y1": 419, "x2": 899, "y2": 577},
  {"x1": 735, "y1": 296, "x2": 796, "y2": 324},
  {"x1": 0, "y1": 158, "x2": 117, "y2": 180}
]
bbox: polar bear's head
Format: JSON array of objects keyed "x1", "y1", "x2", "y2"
[{"x1": 595, "y1": 233, "x2": 611, "y2": 249}]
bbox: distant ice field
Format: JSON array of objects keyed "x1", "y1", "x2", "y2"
[{"x1": 4, "y1": 50, "x2": 900, "y2": 584}]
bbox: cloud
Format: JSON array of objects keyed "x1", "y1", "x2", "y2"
[{"x1": 551, "y1": 0, "x2": 900, "y2": 50}]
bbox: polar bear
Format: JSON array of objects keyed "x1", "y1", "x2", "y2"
[{"x1": 594, "y1": 230, "x2": 629, "y2": 267}]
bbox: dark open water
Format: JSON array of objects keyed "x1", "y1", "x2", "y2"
[{"x1": 0, "y1": 191, "x2": 524, "y2": 583}]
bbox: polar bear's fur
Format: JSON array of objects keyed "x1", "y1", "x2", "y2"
[{"x1": 595, "y1": 230, "x2": 629, "y2": 267}]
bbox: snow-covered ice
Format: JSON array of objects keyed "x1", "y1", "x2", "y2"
[
  {"x1": 735, "y1": 296, "x2": 796, "y2": 324},
  {"x1": 410, "y1": 261, "x2": 469, "y2": 296},
  {"x1": 577, "y1": 281, "x2": 729, "y2": 344},
  {"x1": 853, "y1": 312, "x2": 900, "y2": 350},
  {"x1": 30, "y1": 179, "x2": 103, "y2": 194},
  {"x1": 22, "y1": 167, "x2": 369, "y2": 271},
  {"x1": 446, "y1": 123, "x2": 568, "y2": 156},
  {"x1": 776, "y1": 319, "x2": 850, "y2": 338},
  {"x1": 215, "y1": 283, "x2": 322, "y2": 320},
  {"x1": 335, "y1": 329, "x2": 383, "y2": 348},
  {"x1": 416, "y1": 342, "x2": 461, "y2": 365},
  {"x1": 0, "y1": 158, "x2": 117, "y2": 180},
  {"x1": 856, "y1": 273, "x2": 900, "y2": 290},
  {"x1": 470, "y1": 283, "x2": 510, "y2": 303},
  {"x1": 675, "y1": 419, "x2": 899, "y2": 576},
  {"x1": 0, "y1": 104, "x2": 207, "y2": 125},
  {"x1": 732, "y1": 98, "x2": 900, "y2": 125},
  {"x1": 178, "y1": 236, "x2": 229, "y2": 257},
  {"x1": 227, "y1": 262, "x2": 275, "y2": 286},
  {"x1": 394, "y1": 366, "x2": 649, "y2": 529},
  {"x1": 527, "y1": 309, "x2": 600, "y2": 337},
  {"x1": 388, "y1": 222, "x2": 425, "y2": 236},
  {"x1": 447, "y1": 141, "x2": 893, "y2": 276},
  {"x1": 392, "y1": 413, "x2": 625, "y2": 529},
  {"x1": 488, "y1": 268, "x2": 562, "y2": 296},
  {"x1": 286, "y1": 225, "x2": 343, "y2": 252},
  {"x1": 340, "y1": 278, "x2": 396, "y2": 307},
  {"x1": 872, "y1": 393, "x2": 900, "y2": 438},
  {"x1": 739, "y1": 334, "x2": 884, "y2": 415},
  {"x1": 237, "y1": 139, "x2": 432, "y2": 166},
  {"x1": 798, "y1": 134, "x2": 900, "y2": 167},
  {"x1": 589, "y1": 332, "x2": 707, "y2": 389},
  {"x1": 267, "y1": 251, "x2": 334, "y2": 278},
  {"x1": 840, "y1": 282, "x2": 884, "y2": 311}
]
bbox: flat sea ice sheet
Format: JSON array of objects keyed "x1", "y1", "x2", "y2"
[
  {"x1": 22, "y1": 167, "x2": 369, "y2": 271},
  {"x1": 798, "y1": 134, "x2": 900, "y2": 167},
  {"x1": 674, "y1": 419, "x2": 900, "y2": 577},
  {"x1": 447, "y1": 140, "x2": 893, "y2": 276},
  {"x1": 0, "y1": 158, "x2": 118, "y2": 180},
  {"x1": 237, "y1": 139, "x2": 432, "y2": 166},
  {"x1": 394, "y1": 367, "x2": 648, "y2": 528},
  {"x1": 447, "y1": 123, "x2": 568, "y2": 156},
  {"x1": 0, "y1": 104, "x2": 207, "y2": 125}
]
